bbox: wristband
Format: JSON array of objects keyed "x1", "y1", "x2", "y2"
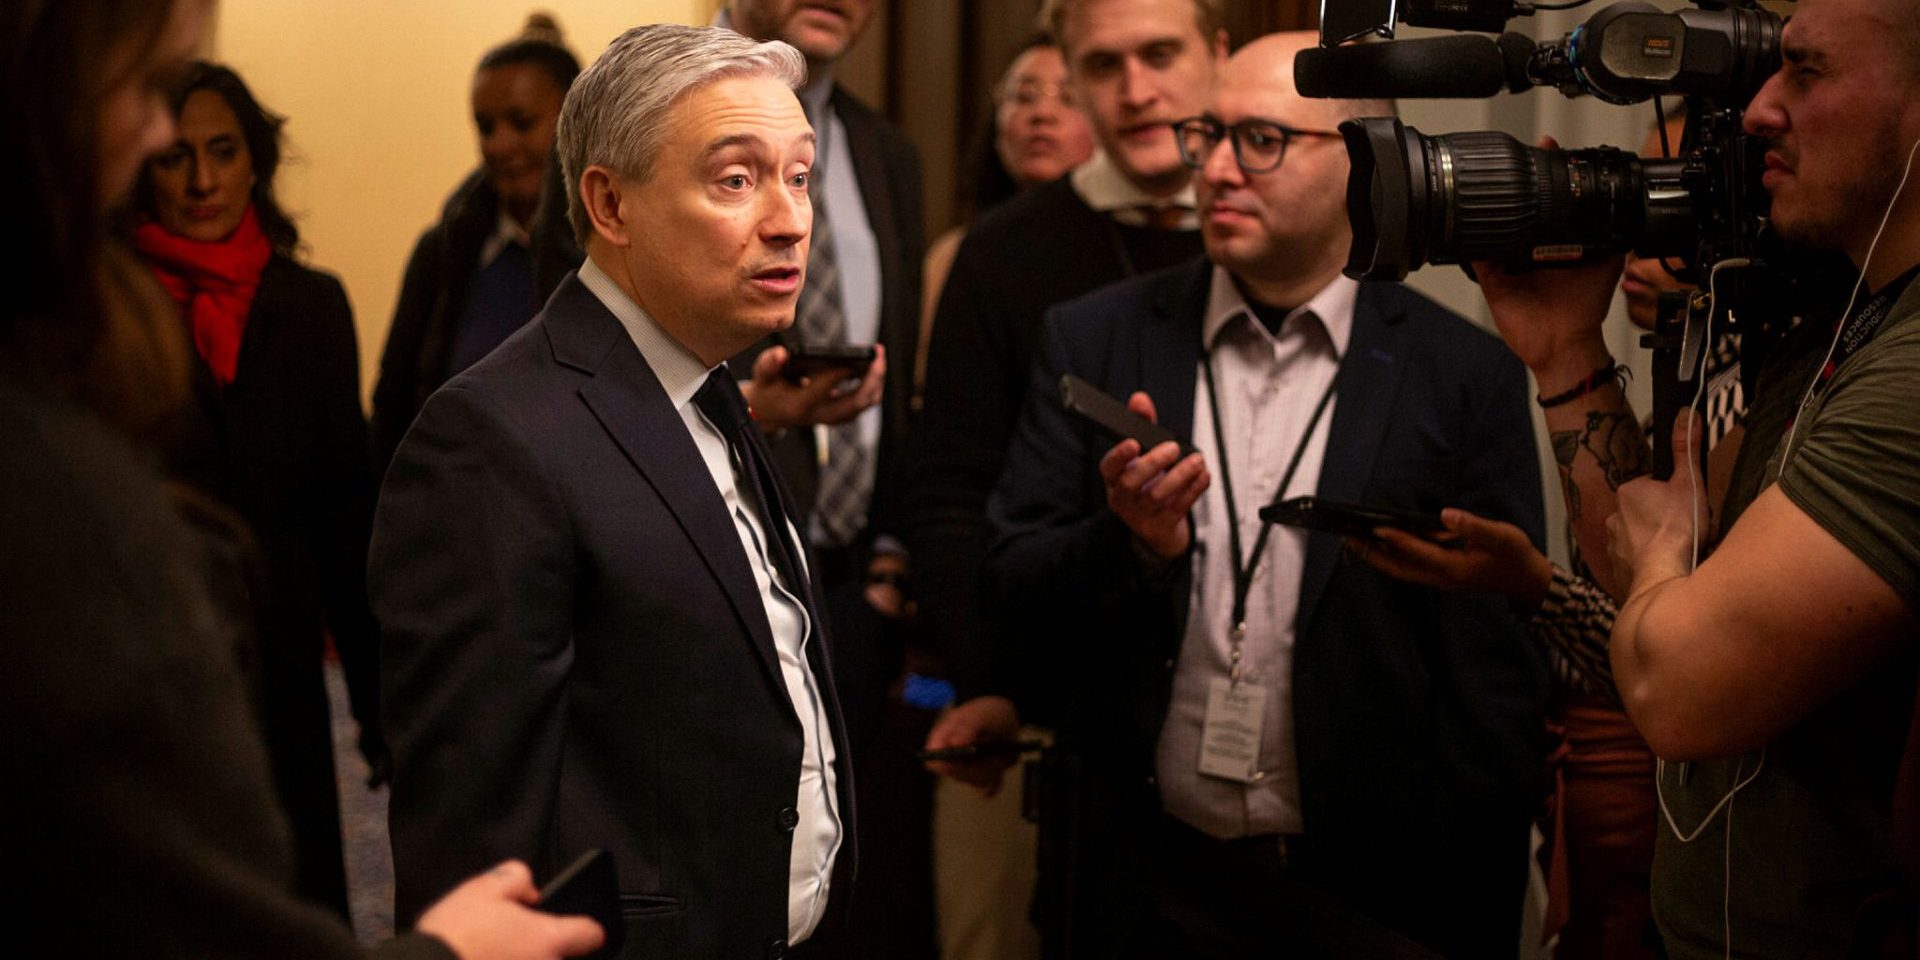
[{"x1": 1537, "y1": 360, "x2": 1625, "y2": 409}]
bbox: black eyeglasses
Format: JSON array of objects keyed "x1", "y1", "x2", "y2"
[{"x1": 1172, "y1": 115, "x2": 1343, "y2": 173}]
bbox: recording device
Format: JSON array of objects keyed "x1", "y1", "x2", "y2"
[
  {"x1": 1059, "y1": 374, "x2": 1195, "y2": 458},
  {"x1": 538, "y1": 848, "x2": 624, "y2": 960},
  {"x1": 1304, "y1": 0, "x2": 1781, "y2": 282},
  {"x1": 781, "y1": 343, "x2": 876, "y2": 383},
  {"x1": 1259, "y1": 496, "x2": 1446, "y2": 540},
  {"x1": 1306, "y1": 0, "x2": 1795, "y2": 479}
]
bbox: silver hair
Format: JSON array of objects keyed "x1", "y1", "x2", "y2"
[{"x1": 556, "y1": 23, "x2": 808, "y2": 245}]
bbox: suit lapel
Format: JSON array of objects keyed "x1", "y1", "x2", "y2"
[
  {"x1": 548, "y1": 278, "x2": 787, "y2": 691},
  {"x1": 1141, "y1": 260, "x2": 1210, "y2": 646},
  {"x1": 1142, "y1": 260, "x2": 1211, "y2": 442},
  {"x1": 1297, "y1": 285, "x2": 1410, "y2": 632}
]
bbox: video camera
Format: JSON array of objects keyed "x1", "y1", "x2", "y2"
[
  {"x1": 1302, "y1": 0, "x2": 1781, "y2": 283},
  {"x1": 1301, "y1": 0, "x2": 1804, "y2": 477}
]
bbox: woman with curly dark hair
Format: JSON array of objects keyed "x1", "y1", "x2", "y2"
[{"x1": 130, "y1": 59, "x2": 382, "y2": 921}]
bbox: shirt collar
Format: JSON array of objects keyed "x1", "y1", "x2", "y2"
[
  {"x1": 1201, "y1": 264, "x2": 1357, "y2": 358},
  {"x1": 1069, "y1": 149, "x2": 1198, "y2": 217},
  {"x1": 577, "y1": 257, "x2": 716, "y2": 410},
  {"x1": 478, "y1": 210, "x2": 531, "y2": 270}
]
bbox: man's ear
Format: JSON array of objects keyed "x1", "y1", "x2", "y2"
[
  {"x1": 1211, "y1": 28, "x2": 1230, "y2": 64},
  {"x1": 580, "y1": 165, "x2": 633, "y2": 248}
]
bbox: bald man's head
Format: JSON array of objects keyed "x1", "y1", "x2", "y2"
[{"x1": 1195, "y1": 31, "x2": 1376, "y2": 303}]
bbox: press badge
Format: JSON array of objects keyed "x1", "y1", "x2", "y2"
[{"x1": 1198, "y1": 677, "x2": 1266, "y2": 783}]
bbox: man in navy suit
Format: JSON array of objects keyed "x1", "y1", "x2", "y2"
[
  {"x1": 370, "y1": 25, "x2": 855, "y2": 959},
  {"x1": 977, "y1": 33, "x2": 1546, "y2": 959}
]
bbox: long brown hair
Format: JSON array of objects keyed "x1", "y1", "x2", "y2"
[{"x1": 0, "y1": 0, "x2": 193, "y2": 433}]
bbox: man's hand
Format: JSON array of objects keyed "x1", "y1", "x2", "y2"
[
  {"x1": 740, "y1": 344, "x2": 887, "y2": 433},
  {"x1": 922, "y1": 695, "x2": 1021, "y2": 797},
  {"x1": 1607, "y1": 412, "x2": 1710, "y2": 597},
  {"x1": 1099, "y1": 392, "x2": 1208, "y2": 562},
  {"x1": 1359, "y1": 508, "x2": 1555, "y2": 611},
  {"x1": 1472, "y1": 139, "x2": 1623, "y2": 391},
  {"x1": 864, "y1": 551, "x2": 913, "y2": 619},
  {"x1": 415, "y1": 860, "x2": 605, "y2": 960}
]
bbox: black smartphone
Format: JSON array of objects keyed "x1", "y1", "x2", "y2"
[
  {"x1": 538, "y1": 848, "x2": 624, "y2": 960},
  {"x1": 782, "y1": 344, "x2": 877, "y2": 383},
  {"x1": 916, "y1": 739, "x2": 1048, "y2": 763},
  {"x1": 1059, "y1": 374, "x2": 1194, "y2": 458},
  {"x1": 1259, "y1": 496, "x2": 1446, "y2": 539}
]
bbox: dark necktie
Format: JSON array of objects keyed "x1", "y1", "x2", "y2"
[
  {"x1": 794, "y1": 103, "x2": 871, "y2": 547},
  {"x1": 693, "y1": 370, "x2": 812, "y2": 605}
]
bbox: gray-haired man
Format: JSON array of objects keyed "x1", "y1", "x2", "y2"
[{"x1": 371, "y1": 24, "x2": 854, "y2": 959}]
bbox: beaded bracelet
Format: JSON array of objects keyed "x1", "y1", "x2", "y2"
[{"x1": 1537, "y1": 360, "x2": 1626, "y2": 409}]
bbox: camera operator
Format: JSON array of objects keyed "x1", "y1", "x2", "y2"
[{"x1": 1446, "y1": 0, "x2": 1920, "y2": 954}]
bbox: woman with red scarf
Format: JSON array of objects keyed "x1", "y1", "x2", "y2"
[{"x1": 131, "y1": 60, "x2": 380, "y2": 923}]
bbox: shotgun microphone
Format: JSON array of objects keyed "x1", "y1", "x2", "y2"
[{"x1": 1294, "y1": 33, "x2": 1535, "y2": 99}]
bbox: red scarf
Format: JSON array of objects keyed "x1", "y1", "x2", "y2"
[{"x1": 134, "y1": 205, "x2": 273, "y2": 386}]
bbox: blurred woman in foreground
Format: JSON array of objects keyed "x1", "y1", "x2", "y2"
[{"x1": 0, "y1": 1, "x2": 597, "y2": 955}]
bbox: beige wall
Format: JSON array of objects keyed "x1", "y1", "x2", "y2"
[{"x1": 209, "y1": 1, "x2": 717, "y2": 403}]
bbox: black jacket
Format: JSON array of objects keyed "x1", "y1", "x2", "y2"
[
  {"x1": 371, "y1": 273, "x2": 859, "y2": 957},
  {"x1": 164, "y1": 254, "x2": 381, "y2": 918},
  {"x1": 989, "y1": 260, "x2": 1549, "y2": 960},
  {"x1": 372, "y1": 171, "x2": 546, "y2": 484}
]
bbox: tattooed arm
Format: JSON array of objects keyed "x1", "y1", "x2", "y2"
[{"x1": 1476, "y1": 257, "x2": 1649, "y2": 600}]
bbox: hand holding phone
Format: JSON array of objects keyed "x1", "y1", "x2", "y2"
[
  {"x1": 1060, "y1": 374, "x2": 1194, "y2": 457},
  {"x1": 537, "y1": 849, "x2": 624, "y2": 960},
  {"x1": 781, "y1": 344, "x2": 878, "y2": 384},
  {"x1": 1259, "y1": 496, "x2": 1446, "y2": 539}
]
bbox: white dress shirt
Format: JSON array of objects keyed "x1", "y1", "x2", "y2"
[
  {"x1": 1068, "y1": 148, "x2": 1201, "y2": 229},
  {"x1": 1155, "y1": 266, "x2": 1358, "y2": 840},
  {"x1": 579, "y1": 258, "x2": 843, "y2": 942}
]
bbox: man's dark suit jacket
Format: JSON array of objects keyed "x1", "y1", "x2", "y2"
[
  {"x1": 370, "y1": 273, "x2": 857, "y2": 958},
  {"x1": 986, "y1": 259, "x2": 1548, "y2": 959}
]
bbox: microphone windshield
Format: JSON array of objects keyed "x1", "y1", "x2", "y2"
[{"x1": 1295, "y1": 34, "x2": 1513, "y2": 99}]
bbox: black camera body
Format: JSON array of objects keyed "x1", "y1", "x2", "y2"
[{"x1": 1314, "y1": 0, "x2": 1781, "y2": 288}]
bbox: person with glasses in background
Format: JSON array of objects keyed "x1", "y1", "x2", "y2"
[{"x1": 980, "y1": 32, "x2": 1547, "y2": 958}]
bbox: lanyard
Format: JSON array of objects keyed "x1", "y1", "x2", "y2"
[
  {"x1": 1816, "y1": 264, "x2": 1919, "y2": 392},
  {"x1": 1201, "y1": 341, "x2": 1337, "y2": 683}
]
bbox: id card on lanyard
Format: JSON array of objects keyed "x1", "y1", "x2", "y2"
[{"x1": 1194, "y1": 350, "x2": 1336, "y2": 784}]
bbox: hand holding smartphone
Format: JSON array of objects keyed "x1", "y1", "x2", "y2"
[
  {"x1": 1259, "y1": 496, "x2": 1446, "y2": 540},
  {"x1": 538, "y1": 849, "x2": 624, "y2": 960},
  {"x1": 781, "y1": 344, "x2": 877, "y2": 384},
  {"x1": 1059, "y1": 374, "x2": 1194, "y2": 457}
]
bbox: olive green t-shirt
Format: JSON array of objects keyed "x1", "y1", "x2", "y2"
[{"x1": 1651, "y1": 276, "x2": 1920, "y2": 960}]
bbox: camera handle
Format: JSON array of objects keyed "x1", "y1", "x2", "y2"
[{"x1": 1642, "y1": 289, "x2": 1710, "y2": 482}]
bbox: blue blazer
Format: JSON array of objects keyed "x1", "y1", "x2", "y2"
[
  {"x1": 370, "y1": 272, "x2": 856, "y2": 959},
  {"x1": 986, "y1": 258, "x2": 1547, "y2": 958}
]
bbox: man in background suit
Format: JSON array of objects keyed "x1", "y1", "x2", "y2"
[
  {"x1": 371, "y1": 25, "x2": 854, "y2": 958},
  {"x1": 717, "y1": 0, "x2": 925, "y2": 755},
  {"x1": 981, "y1": 34, "x2": 1547, "y2": 958}
]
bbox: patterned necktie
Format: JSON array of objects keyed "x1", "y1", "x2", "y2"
[{"x1": 794, "y1": 107, "x2": 872, "y2": 547}]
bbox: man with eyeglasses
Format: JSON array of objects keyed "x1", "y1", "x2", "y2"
[{"x1": 982, "y1": 32, "x2": 1547, "y2": 959}]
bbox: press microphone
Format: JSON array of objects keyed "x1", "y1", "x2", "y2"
[{"x1": 1294, "y1": 32, "x2": 1536, "y2": 99}]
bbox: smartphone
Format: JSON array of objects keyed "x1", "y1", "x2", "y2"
[
  {"x1": 538, "y1": 848, "x2": 624, "y2": 959},
  {"x1": 1259, "y1": 496, "x2": 1446, "y2": 539},
  {"x1": 1059, "y1": 374, "x2": 1194, "y2": 458},
  {"x1": 916, "y1": 739, "x2": 1048, "y2": 763},
  {"x1": 781, "y1": 343, "x2": 877, "y2": 383}
]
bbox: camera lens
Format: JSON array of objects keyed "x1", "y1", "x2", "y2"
[{"x1": 1342, "y1": 116, "x2": 1694, "y2": 280}]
